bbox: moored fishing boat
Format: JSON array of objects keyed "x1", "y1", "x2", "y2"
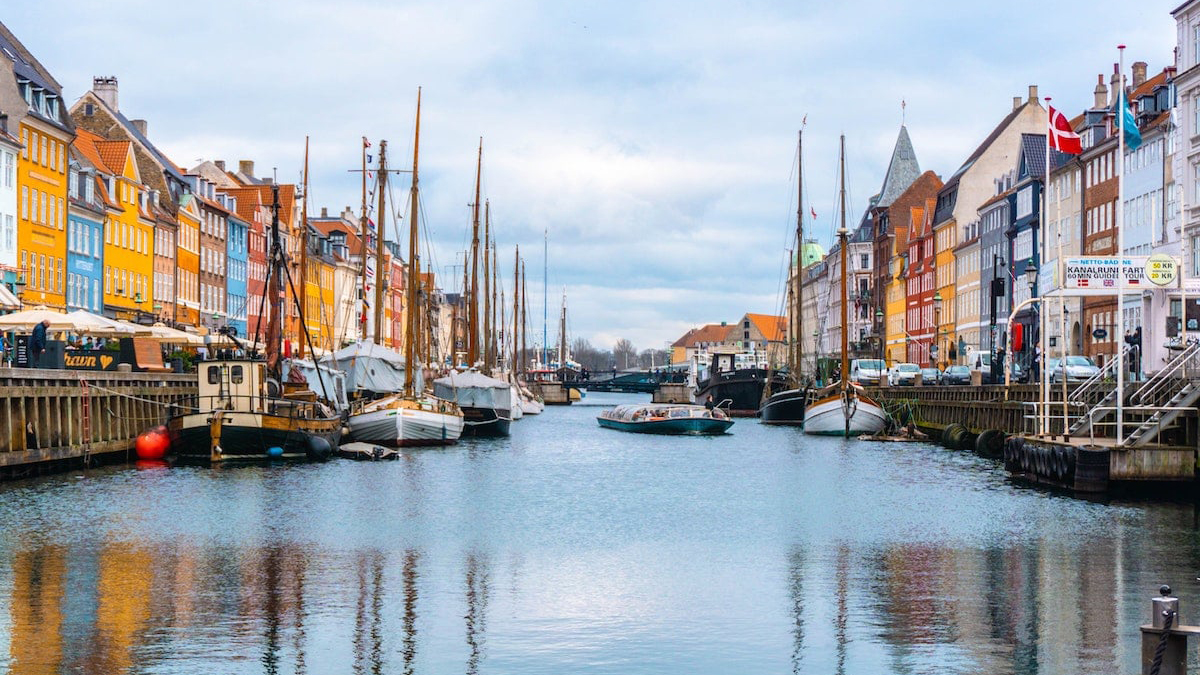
[
  {"x1": 803, "y1": 135, "x2": 887, "y2": 437},
  {"x1": 168, "y1": 186, "x2": 342, "y2": 464},
  {"x1": 434, "y1": 368, "x2": 513, "y2": 437},
  {"x1": 341, "y1": 92, "x2": 464, "y2": 447},
  {"x1": 596, "y1": 403, "x2": 733, "y2": 435}
]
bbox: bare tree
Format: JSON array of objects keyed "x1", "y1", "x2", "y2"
[
  {"x1": 571, "y1": 337, "x2": 610, "y2": 372},
  {"x1": 613, "y1": 338, "x2": 637, "y2": 370}
]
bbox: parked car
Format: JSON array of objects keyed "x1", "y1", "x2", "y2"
[
  {"x1": 943, "y1": 365, "x2": 971, "y2": 385},
  {"x1": 850, "y1": 359, "x2": 886, "y2": 385},
  {"x1": 919, "y1": 367, "x2": 942, "y2": 385},
  {"x1": 1048, "y1": 355, "x2": 1101, "y2": 383},
  {"x1": 888, "y1": 362, "x2": 921, "y2": 386}
]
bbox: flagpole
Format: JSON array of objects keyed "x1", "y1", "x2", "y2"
[
  {"x1": 1117, "y1": 44, "x2": 1127, "y2": 443},
  {"x1": 1041, "y1": 97, "x2": 1051, "y2": 437}
]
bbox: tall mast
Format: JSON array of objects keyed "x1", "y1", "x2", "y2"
[
  {"x1": 559, "y1": 293, "x2": 567, "y2": 370},
  {"x1": 374, "y1": 141, "x2": 388, "y2": 345},
  {"x1": 360, "y1": 136, "x2": 369, "y2": 341},
  {"x1": 460, "y1": 251, "x2": 469, "y2": 367},
  {"x1": 795, "y1": 129, "x2": 805, "y2": 384},
  {"x1": 483, "y1": 202, "x2": 492, "y2": 373},
  {"x1": 542, "y1": 230, "x2": 548, "y2": 369},
  {"x1": 521, "y1": 260, "x2": 528, "y2": 377},
  {"x1": 468, "y1": 140, "x2": 482, "y2": 367},
  {"x1": 266, "y1": 184, "x2": 284, "y2": 380},
  {"x1": 491, "y1": 237, "x2": 499, "y2": 373},
  {"x1": 513, "y1": 246, "x2": 520, "y2": 378},
  {"x1": 404, "y1": 90, "x2": 422, "y2": 396},
  {"x1": 838, "y1": 135, "x2": 850, "y2": 398},
  {"x1": 298, "y1": 136, "x2": 310, "y2": 359}
]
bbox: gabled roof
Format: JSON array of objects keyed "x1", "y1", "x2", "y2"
[
  {"x1": 1018, "y1": 133, "x2": 1046, "y2": 181},
  {"x1": 943, "y1": 99, "x2": 1039, "y2": 192},
  {"x1": 674, "y1": 323, "x2": 732, "y2": 348},
  {"x1": 218, "y1": 186, "x2": 267, "y2": 225},
  {"x1": 0, "y1": 21, "x2": 73, "y2": 134},
  {"x1": 745, "y1": 313, "x2": 786, "y2": 342},
  {"x1": 875, "y1": 125, "x2": 921, "y2": 208}
]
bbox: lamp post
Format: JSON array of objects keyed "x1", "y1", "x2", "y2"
[
  {"x1": 933, "y1": 291, "x2": 943, "y2": 369},
  {"x1": 990, "y1": 253, "x2": 1006, "y2": 354},
  {"x1": 875, "y1": 308, "x2": 884, "y2": 365}
]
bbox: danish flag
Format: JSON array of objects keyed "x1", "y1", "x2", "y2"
[{"x1": 1048, "y1": 106, "x2": 1082, "y2": 155}]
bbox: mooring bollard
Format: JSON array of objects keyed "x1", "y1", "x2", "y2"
[{"x1": 1140, "y1": 584, "x2": 1200, "y2": 675}]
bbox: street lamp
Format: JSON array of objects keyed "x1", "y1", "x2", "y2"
[
  {"x1": 990, "y1": 253, "x2": 1006, "y2": 354},
  {"x1": 933, "y1": 291, "x2": 943, "y2": 368},
  {"x1": 1024, "y1": 260, "x2": 1038, "y2": 290},
  {"x1": 874, "y1": 308, "x2": 884, "y2": 365}
]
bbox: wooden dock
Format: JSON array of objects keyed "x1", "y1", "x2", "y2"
[{"x1": 0, "y1": 368, "x2": 196, "y2": 477}]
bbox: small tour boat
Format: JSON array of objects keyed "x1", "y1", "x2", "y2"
[{"x1": 596, "y1": 403, "x2": 733, "y2": 435}]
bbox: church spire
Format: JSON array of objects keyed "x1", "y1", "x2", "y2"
[{"x1": 875, "y1": 124, "x2": 921, "y2": 208}]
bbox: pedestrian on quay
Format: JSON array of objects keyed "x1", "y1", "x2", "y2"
[{"x1": 29, "y1": 319, "x2": 49, "y2": 368}]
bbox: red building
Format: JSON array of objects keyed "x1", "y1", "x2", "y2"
[{"x1": 905, "y1": 197, "x2": 937, "y2": 365}]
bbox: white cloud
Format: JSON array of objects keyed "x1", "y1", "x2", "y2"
[{"x1": 5, "y1": 0, "x2": 1179, "y2": 353}]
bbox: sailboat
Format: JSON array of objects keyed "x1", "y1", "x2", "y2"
[
  {"x1": 345, "y1": 92, "x2": 465, "y2": 447},
  {"x1": 434, "y1": 140, "x2": 513, "y2": 437},
  {"x1": 167, "y1": 184, "x2": 343, "y2": 463},
  {"x1": 761, "y1": 128, "x2": 813, "y2": 425},
  {"x1": 803, "y1": 136, "x2": 887, "y2": 436},
  {"x1": 511, "y1": 247, "x2": 543, "y2": 415}
]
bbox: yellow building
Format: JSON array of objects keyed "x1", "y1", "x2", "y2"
[
  {"x1": 175, "y1": 195, "x2": 202, "y2": 328},
  {"x1": 14, "y1": 95, "x2": 73, "y2": 310},
  {"x1": 73, "y1": 130, "x2": 154, "y2": 319}
]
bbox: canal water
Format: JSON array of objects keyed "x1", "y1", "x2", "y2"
[{"x1": 0, "y1": 391, "x2": 1197, "y2": 674}]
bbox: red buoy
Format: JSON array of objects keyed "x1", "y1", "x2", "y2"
[{"x1": 135, "y1": 425, "x2": 170, "y2": 461}]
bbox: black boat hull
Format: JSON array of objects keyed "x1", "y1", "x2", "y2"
[
  {"x1": 697, "y1": 368, "x2": 788, "y2": 417},
  {"x1": 460, "y1": 405, "x2": 512, "y2": 437},
  {"x1": 168, "y1": 412, "x2": 341, "y2": 465},
  {"x1": 759, "y1": 388, "x2": 809, "y2": 425}
]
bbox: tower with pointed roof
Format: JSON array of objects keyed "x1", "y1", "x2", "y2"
[{"x1": 866, "y1": 124, "x2": 939, "y2": 365}]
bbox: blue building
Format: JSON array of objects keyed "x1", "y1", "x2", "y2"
[
  {"x1": 224, "y1": 204, "x2": 249, "y2": 338},
  {"x1": 66, "y1": 148, "x2": 105, "y2": 313},
  {"x1": 1008, "y1": 133, "x2": 1045, "y2": 368}
]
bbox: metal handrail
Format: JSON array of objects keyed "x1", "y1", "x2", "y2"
[
  {"x1": 1068, "y1": 344, "x2": 1132, "y2": 405},
  {"x1": 1083, "y1": 405, "x2": 1200, "y2": 446},
  {"x1": 1021, "y1": 400, "x2": 1089, "y2": 436},
  {"x1": 1134, "y1": 340, "x2": 1200, "y2": 406}
]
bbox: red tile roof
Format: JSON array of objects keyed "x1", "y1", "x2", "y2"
[{"x1": 745, "y1": 313, "x2": 785, "y2": 342}]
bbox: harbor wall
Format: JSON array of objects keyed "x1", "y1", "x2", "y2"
[{"x1": 0, "y1": 368, "x2": 195, "y2": 477}]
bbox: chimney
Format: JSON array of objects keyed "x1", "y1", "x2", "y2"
[
  {"x1": 1013, "y1": 96, "x2": 1022, "y2": 111},
  {"x1": 131, "y1": 119, "x2": 147, "y2": 136},
  {"x1": 238, "y1": 160, "x2": 254, "y2": 178},
  {"x1": 321, "y1": 207, "x2": 328, "y2": 217},
  {"x1": 92, "y1": 76, "x2": 118, "y2": 111},
  {"x1": 1027, "y1": 84, "x2": 1038, "y2": 104},
  {"x1": 1111, "y1": 64, "x2": 1121, "y2": 106},
  {"x1": 1132, "y1": 61, "x2": 1148, "y2": 88},
  {"x1": 215, "y1": 160, "x2": 226, "y2": 171},
  {"x1": 1094, "y1": 74, "x2": 1108, "y2": 109}
]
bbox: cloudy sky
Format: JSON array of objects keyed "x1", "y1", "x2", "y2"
[{"x1": 4, "y1": 1, "x2": 1177, "y2": 353}]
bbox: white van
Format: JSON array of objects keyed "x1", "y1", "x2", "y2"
[{"x1": 849, "y1": 359, "x2": 886, "y2": 385}]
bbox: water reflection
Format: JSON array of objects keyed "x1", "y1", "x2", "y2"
[{"x1": 0, "y1": 406, "x2": 1197, "y2": 675}]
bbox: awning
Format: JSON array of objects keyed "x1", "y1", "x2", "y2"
[{"x1": 0, "y1": 285, "x2": 20, "y2": 310}]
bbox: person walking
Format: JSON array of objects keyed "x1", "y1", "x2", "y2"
[{"x1": 29, "y1": 319, "x2": 49, "y2": 368}]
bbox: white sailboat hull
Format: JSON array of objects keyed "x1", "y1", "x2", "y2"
[
  {"x1": 803, "y1": 392, "x2": 887, "y2": 436},
  {"x1": 348, "y1": 398, "x2": 464, "y2": 447}
]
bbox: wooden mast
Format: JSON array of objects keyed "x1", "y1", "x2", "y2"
[
  {"x1": 520, "y1": 260, "x2": 528, "y2": 378},
  {"x1": 373, "y1": 141, "x2": 387, "y2": 345},
  {"x1": 360, "y1": 136, "x2": 369, "y2": 342},
  {"x1": 513, "y1": 246, "x2": 519, "y2": 379},
  {"x1": 558, "y1": 293, "x2": 567, "y2": 372},
  {"x1": 460, "y1": 251, "x2": 469, "y2": 367},
  {"x1": 838, "y1": 134, "x2": 850, "y2": 436},
  {"x1": 404, "y1": 90, "x2": 422, "y2": 396},
  {"x1": 794, "y1": 129, "x2": 804, "y2": 386},
  {"x1": 298, "y1": 136, "x2": 310, "y2": 359},
  {"x1": 483, "y1": 201, "x2": 491, "y2": 373},
  {"x1": 491, "y1": 237, "x2": 499, "y2": 373},
  {"x1": 468, "y1": 140, "x2": 482, "y2": 366}
]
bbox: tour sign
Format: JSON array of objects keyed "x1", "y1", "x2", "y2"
[{"x1": 1146, "y1": 253, "x2": 1178, "y2": 287}]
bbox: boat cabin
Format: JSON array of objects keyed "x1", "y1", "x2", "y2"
[{"x1": 199, "y1": 359, "x2": 269, "y2": 414}]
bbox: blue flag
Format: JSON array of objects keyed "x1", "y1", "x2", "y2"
[{"x1": 1117, "y1": 93, "x2": 1142, "y2": 150}]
